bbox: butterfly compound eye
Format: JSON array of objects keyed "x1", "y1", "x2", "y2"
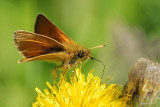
[{"x1": 78, "y1": 51, "x2": 84, "y2": 58}]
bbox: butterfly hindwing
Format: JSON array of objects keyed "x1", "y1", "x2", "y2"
[
  {"x1": 19, "y1": 52, "x2": 66, "y2": 63},
  {"x1": 13, "y1": 30, "x2": 65, "y2": 59}
]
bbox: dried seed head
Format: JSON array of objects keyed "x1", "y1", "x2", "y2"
[{"x1": 123, "y1": 58, "x2": 160, "y2": 106}]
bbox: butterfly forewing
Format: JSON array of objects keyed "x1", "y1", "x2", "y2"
[
  {"x1": 13, "y1": 30, "x2": 65, "y2": 59},
  {"x1": 35, "y1": 14, "x2": 76, "y2": 45}
]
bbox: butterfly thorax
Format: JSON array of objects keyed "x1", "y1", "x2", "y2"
[
  {"x1": 64, "y1": 44, "x2": 91, "y2": 66},
  {"x1": 62, "y1": 44, "x2": 91, "y2": 66}
]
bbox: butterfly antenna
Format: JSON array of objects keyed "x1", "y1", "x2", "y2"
[
  {"x1": 89, "y1": 56, "x2": 105, "y2": 84},
  {"x1": 89, "y1": 45, "x2": 106, "y2": 50}
]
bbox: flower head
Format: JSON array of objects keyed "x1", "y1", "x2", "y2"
[{"x1": 33, "y1": 68, "x2": 130, "y2": 107}]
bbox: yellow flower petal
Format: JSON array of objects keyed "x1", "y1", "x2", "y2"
[{"x1": 33, "y1": 68, "x2": 131, "y2": 107}]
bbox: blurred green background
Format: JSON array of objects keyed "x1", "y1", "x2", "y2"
[{"x1": 0, "y1": 0, "x2": 160, "y2": 106}]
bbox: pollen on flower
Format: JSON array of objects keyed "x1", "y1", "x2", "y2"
[{"x1": 33, "y1": 68, "x2": 131, "y2": 107}]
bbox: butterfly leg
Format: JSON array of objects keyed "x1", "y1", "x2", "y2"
[
  {"x1": 60, "y1": 67, "x2": 69, "y2": 85},
  {"x1": 52, "y1": 65, "x2": 62, "y2": 85},
  {"x1": 80, "y1": 62, "x2": 82, "y2": 70},
  {"x1": 72, "y1": 64, "x2": 77, "y2": 83}
]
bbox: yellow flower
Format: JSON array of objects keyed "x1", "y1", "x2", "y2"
[{"x1": 33, "y1": 68, "x2": 130, "y2": 107}]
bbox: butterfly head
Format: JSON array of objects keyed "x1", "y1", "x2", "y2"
[
  {"x1": 76, "y1": 44, "x2": 106, "y2": 62},
  {"x1": 77, "y1": 49, "x2": 91, "y2": 62}
]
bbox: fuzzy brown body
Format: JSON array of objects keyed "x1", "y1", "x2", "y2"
[{"x1": 13, "y1": 14, "x2": 91, "y2": 79}]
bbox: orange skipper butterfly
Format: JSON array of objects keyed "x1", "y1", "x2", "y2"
[{"x1": 13, "y1": 14, "x2": 105, "y2": 80}]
